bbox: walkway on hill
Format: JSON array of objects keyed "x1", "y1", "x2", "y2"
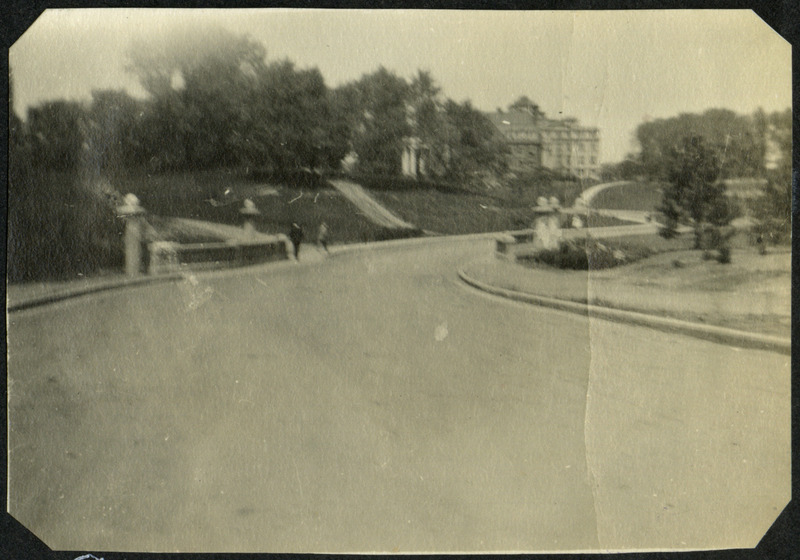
[
  {"x1": 568, "y1": 181, "x2": 654, "y2": 223},
  {"x1": 330, "y1": 179, "x2": 418, "y2": 230},
  {"x1": 575, "y1": 181, "x2": 634, "y2": 206}
]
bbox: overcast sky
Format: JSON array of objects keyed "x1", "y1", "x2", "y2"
[{"x1": 9, "y1": 9, "x2": 791, "y2": 163}]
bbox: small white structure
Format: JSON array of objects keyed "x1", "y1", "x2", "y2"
[
  {"x1": 532, "y1": 196, "x2": 562, "y2": 250},
  {"x1": 401, "y1": 137, "x2": 427, "y2": 178},
  {"x1": 240, "y1": 198, "x2": 260, "y2": 239}
]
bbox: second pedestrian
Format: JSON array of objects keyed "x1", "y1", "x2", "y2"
[{"x1": 289, "y1": 222, "x2": 304, "y2": 261}]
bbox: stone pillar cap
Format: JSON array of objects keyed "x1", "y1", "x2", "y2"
[
  {"x1": 240, "y1": 198, "x2": 261, "y2": 215},
  {"x1": 118, "y1": 193, "x2": 145, "y2": 216}
]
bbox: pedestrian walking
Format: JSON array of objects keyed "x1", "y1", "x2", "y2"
[
  {"x1": 317, "y1": 221, "x2": 330, "y2": 253},
  {"x1": 289, "y1": 222, "x2": 304, "y2": 260}
]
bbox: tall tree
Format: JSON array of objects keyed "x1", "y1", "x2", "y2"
[
  {"x1": 439, "y1": 99, "x2": 509, "y2": 185},
  {"x1": 85, "y1": 89, "x2": 144, "y2": 173},
  {"x1": 27, "y1": 100, "x2": 87, "y2": 171},
  {"x1": 659, "y1": 135, "x2": 736, "y2": 250},
  {"x1": 509, "y1": 95, "x2": 544, "y2": 118},
  {"x1": 636, "y1": 109, "x2": 765, "y2": 180},
  {"x1": 126, "y1": 26, "x2": 268, "y2": 170},
  {"x1": 752, "y1": 108, "x2": 793, "y2": 245},
  {"x1": 407, "y1": 70, "x2": 447, "y2": 176},
  {"x1": 339, "y1": 67, "x2": 411, "y2": 175},
  {"x1": 233, "y1": 60, "x2": 348, "y2": 174}
]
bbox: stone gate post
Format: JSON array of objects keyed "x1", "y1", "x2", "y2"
[{"x1": 117, "y1": 193, "x2": 146, "y2": 277}]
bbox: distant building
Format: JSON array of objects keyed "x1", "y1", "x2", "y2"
[{"x1": 485, "y1": 106, "x2": 601, "y2": 180}]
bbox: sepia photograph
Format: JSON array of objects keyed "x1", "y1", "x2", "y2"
[{"x1": 5, "y1": 7, "x2": 793, "y2": 554}]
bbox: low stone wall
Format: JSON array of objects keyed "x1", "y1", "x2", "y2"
[
  {"x1": 149, "y1": 235, "x2": 290, "y2": 274},
  {"x1": 495, "y1": 229, "x2": 535, "y2": 259},
  {"x1": 495, "y1": 225, "x2": 697, "y2": 263}
]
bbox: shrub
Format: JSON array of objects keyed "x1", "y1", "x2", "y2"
[{"x1": 530, "y1": 238, "x2": 652, "y2": 271}]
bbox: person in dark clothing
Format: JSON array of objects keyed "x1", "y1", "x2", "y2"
[{"x1": 289, "y1": 222, "x2": 304, "y2": 260}]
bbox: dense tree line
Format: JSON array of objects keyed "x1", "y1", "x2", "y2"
[
  {"x1": 634, "y1": 108, "x2": 779, "y2": 180},
  {"x1": 13, "y1": 27, "x2": 506, "y2": 187},
  {"x1": 9, "y1": 74, "x2": 125, "y2": 281},
  {"x1": 602, "y1": 108, "x2": 789, "y2": 183},
  {"x1": 9, "y1": 28, "x2": 508, "y2": 281},
  {"x1": 657, "y1": 135, "x2": 737, "y2": 254}
]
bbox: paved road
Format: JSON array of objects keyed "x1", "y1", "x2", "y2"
[{"x1": 7, "y1": 238, "x2": 789, "y2": 553}]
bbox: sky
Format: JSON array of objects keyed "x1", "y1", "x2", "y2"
[{"x1": 9, "y1": 9, "x2": 792, "y2": 164}]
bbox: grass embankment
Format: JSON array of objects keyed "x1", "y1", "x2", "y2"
[
  {"x1": 470, "y1": 233, "x2": 789, "y2": 337},
  {"x1": 589, "y1": 181, "x2": 667, "y2": 211},
  {"x1": 592, "y1": 246, "x2": 791, "y2": 337},
  {"x1": 115, "y1": 169, "x2": 418, "y2": 245},
  {"x1": 369, "y1": 177, "x2": 630, "y2": 235},
  {"x1": 119, "y1": 170, "x2": 630, "y2": 241}
]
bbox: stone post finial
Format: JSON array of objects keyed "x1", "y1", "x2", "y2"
[{"x1": 240, "y1": 198, "x2": 260, "y2": 239}]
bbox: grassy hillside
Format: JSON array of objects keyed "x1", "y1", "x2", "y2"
[
  {"x1": 114, "y1": 169, "x2": 418, "y2": 244},
  {"x1": 371, "y1": 183, "x2": 629, "y2": 235},
  {"x1": 589, "y1": 181, "x2": 666, "y2": 211}
]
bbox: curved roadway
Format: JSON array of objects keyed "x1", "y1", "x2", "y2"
[{"x1": 7, "y1": 237, "x2": 789, "y2": 553}]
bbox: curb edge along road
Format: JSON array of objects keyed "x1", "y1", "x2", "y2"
[
  {"x1": 9, "y1": 231, "x2": 789, "y2": 359},
  {"x1": 5, "y1": 232, "x2": 494, "y2": 313},
  {"x1": 457, "y1": 269, "x2": 791, "y2": 356},
  {"x1": 6, "y1": 273, "x2": 186, "y2": 313}
]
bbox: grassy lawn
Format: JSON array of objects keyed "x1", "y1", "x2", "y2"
[
  {"x1": 589, "y1": 181, "x2": 666, "y2": 211},
  {"x1": 468, "y1": 234, "x2": 789, "y2": 337},
  {"x1": 372, "y1": 189, "x2": 534, "y2": 234},
  {"x1": 371, "y1": 185, "x2": 632, "y2": 235},
  {"x1": 115, "y1": 169, "x2": 628, "y2": 240},
  {"x1": 115, "y1": 169, "x2": 418, "y2": 244},
  {"x1": 593, "y1": 246, "x2": 791, "y2": 337}
]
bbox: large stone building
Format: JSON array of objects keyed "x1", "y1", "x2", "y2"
[{"x1": 485, "y1": 106, "x2": 601, "y2": 180}]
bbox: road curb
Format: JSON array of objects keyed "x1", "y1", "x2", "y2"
[
  {"x1": 7, "y1": 273, "x2": 186, "y2": 313},
  {"x1": 6, "y1": 235, "x2": 486, "y2": 312},
  {"x1": 457, "y1": 268, "x2": 791, "y2": 355}
]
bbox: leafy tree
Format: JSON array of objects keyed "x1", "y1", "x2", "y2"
[
  {"x1": 126, "y1": 26, "x2": 268, "y2": 170},
  {"x1": 27, "y1": 100, "x2": 88, "y2": 170},
  {"x1": 338, "y1": 67, "x2": 411, "y2": 175},
  {"x1": 659, "y1": 136, "x2": 736, "y2": 253},
  {"x1": 127, "y1": 27, "x2": 348, "y2": 175},
  {"x1": 340, "y1": 68, "x2": 507, "y2": 185},
  {"x1": 509, "y1": 95, "x2": 544, "y2": 118},
  {"x1": 246, "y1": 60, "x2": 347, "y2": 173},
  {"x1": 85, "y1": 89, "x2": 145, "y2": 173},
  {"x1": 439, "y1": 99, "x2": 508, "y2": 185},
  {"x1": 636, "y1": 109, "x2": 765, "y2": 180},
  {"x1": 406, "y1": 70, "x2": 446, "y2": 175},
  {"x1": 600, "y1": 155, "x2": 644, "y2": 181},
  {"x1": 9, "y1": 70, "x2": 25, "y2": 150},
  {"x1": 752, "y1": 108, "x2": 792, "y2": 245},
  {"x1": 9, "y1": 94, "x2": 124, "y2": 281}
]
